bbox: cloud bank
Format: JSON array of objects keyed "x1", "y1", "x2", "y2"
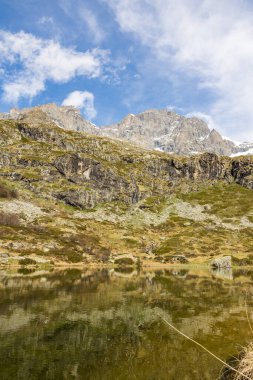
[
  {"x1": 105, "y1": 0, "x2": 253, "y2": 140},
  {"x1": 62, "y1": 90, "x2": 97, "y2": 120},
  {"x1": 0, "y1": 30, "x2": 108, "y2": 103}
]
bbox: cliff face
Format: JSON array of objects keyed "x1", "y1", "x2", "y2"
[
  {"x1": 3, "y1": 104, "x2": 253, "y2": 157},
  {"x1": 0, "y1": 119, "x2": 252, "y2": 265}
]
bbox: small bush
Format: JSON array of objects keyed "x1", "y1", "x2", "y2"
[
  {"x1": 232, "y1": 255, "x2": 253, "y2": 266},
  {"x1": 0, "y1": 183, "x2": 18, "y2": 199},
  {"x1": 65, "y1": 251, "x2": 82, "y2": 263},
  {"x1": 92, "y1": 247, "x2": 111, "y2": 262},
  {"x1": 18, "y1": 268, "x2": 35, "y2": 275},
  {"x1": 0, "y1": 212, "x2": 20, "y2": 226},
  {"x1": 115, "y1": 257, "x2": 134, "y2": 266},
  {"x1": 19, "y1": 258, "x2": 37, "y2": 266}
]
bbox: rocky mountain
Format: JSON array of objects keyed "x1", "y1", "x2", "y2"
[
  {"x1": 102, "y1": 109, "x2": 253, "y2": 156},
  {"x1": 1, "y1": 103, "x2": 99, "y2": 134},
  {"x1": 2, "y1": 104, "x2": 252, "y2": 156},
  {"x1": 0, "y1": 116, "x2": 252, "y2": 265}
]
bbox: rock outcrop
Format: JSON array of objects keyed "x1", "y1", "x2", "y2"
[{"x1": 211, "y1": 256, "x2": 232, "y2": 269}]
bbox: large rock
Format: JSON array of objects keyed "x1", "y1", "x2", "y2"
[{"x1": 211, "y1": 256, "x2": 232, "y2": 269}]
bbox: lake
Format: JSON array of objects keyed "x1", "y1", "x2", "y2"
[{"x1": 0, "y1": 267, "x2": 252, "y2": 380}]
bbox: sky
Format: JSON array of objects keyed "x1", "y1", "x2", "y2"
[{"x1": 0, "y1": 0, "x2": 253, "y2": 141}]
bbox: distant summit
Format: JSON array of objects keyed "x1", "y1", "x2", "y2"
[
  {"x1": 102, "y1": 109, "x2": 238, "y2": 156},
  {"x1": 0, "y1": 103, "x2": 98, "y2": 135},
  {"x1": 1, "y1": 104, "x2": 253, "y2": 156}
]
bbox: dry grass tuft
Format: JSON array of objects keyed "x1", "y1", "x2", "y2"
[
  {"x1": 0, "y1": 183, "x2": 18, "y2": 199},
  {"x1": 235, "y1": 344, "x2": 253, "y2": 380},
  {"x1": 0, "y1": 212, "x2": 20, "y2": 226}
]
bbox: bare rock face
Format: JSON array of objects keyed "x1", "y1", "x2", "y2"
[
  {"x1": 101, "y1": 109, "x2": 239, "y2": 156},
  {"x1": 167, "y1": 153, "x2": 232, "y2": 182},
  {"x1": 4, "y1": 103, "x2": 99, "y2": 135},
  {"x1": 211, "y1": 256, "x2": 232, "y2": 268},
  {"x1": 53, "y1": 153, "x2": 138, "y2": 208},
  {"x1": 38, "y1": 104, "x2": 99, "y2": 134},
  {"x1": 231, "y1": 157, "x2": 253, "y2": 188}
]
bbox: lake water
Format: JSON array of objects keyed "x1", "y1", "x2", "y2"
[{"x1": 0, "y1": 267, "x2": 252, "y2": 380}]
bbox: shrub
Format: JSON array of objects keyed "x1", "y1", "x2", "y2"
[
  {"x1": 18, "y1": 268, "x2": 35, "y2": 275},
  {"x1": 65, "y1": 251, "x2": 82, "y2": 263},
  {"x1": 0, "y1": 183, "x2": 18, "y2": 199},
  {"x1": 93, "y1": 247, "x2": 111, "y2": 263},
  {"x1": 115, "y1": 257, "x2": 134, "y2": 266},
  {"x1": 0, "y1": 212, "x2": 20, "y2": 226},
  {"x1": 19, "y1": 258, "x2": 37, "y2": 266}
]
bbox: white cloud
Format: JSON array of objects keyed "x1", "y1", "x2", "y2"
[
  {"x1": 62, "y1": 90, "x2": 97, "y2": 120},
  {"x1": 3, "y1": 76, "x2": 45, "y2": 104},
  {"x1": 105, "y1": 0, "x2": 253, "y2": 141},
  {"x1": 0, "y1": 30, "x2": 109, "y2": 103},
  {"x1": 38, "y1": 16, "x2": 54, "y2": 25},
  {"x1": 186, "y1": 112, "x2": 216, "y2": 131},
  {"x1": 59, "y1": 0, "x2": 105, "y2": 43},
  {"x1": 78, "y1": 5, "x2": 106, "y2": 43}
]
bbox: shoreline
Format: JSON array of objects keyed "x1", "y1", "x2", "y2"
[{"x1": 0, "y1": 261, "x2": 252, "y2": 270}]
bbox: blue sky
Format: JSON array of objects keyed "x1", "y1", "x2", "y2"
[{"x1": 0, "y1": 0, "x2": 253, "y2": 140}]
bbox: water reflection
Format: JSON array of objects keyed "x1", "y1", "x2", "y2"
[
  {"x1": 0, "y1": 267, "x2": 252, "y2": 379},
  {"x1": 210, "y1": 266, "x2": 234, "y2": 280}
]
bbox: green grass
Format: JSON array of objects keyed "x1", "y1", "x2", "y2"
[{"x1": 179, "y1": 182, "x2": 253, "y2": 218}]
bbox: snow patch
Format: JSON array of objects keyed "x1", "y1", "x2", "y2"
[
  {"x1": 222, "y1": 136, "x2": 241, "y2": 146},
  {"x1": 230, "y1": 148, "x2": 253, "y2": 157},
  {"x1": 190, "y1": 151, "x2": 200, "y2": 155}
]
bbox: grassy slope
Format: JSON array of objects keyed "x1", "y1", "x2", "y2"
[{"x1": 0, "y1": 120, "x2": 252, "y2": 265}]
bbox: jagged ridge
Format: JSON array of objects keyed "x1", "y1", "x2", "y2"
[{"x1": 2, "y1": 104, "x2": 253, "y2": 156}]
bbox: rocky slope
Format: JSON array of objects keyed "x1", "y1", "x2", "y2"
[
  {"x1": 2, "y1": 104, "x2": 253, "y2": 156},
  {"x1": 2, "y1": 103, "x2": 98, "y2": 134},
  {"x1": 0, "y1": 118, "x2": 252, "y2": 265}
]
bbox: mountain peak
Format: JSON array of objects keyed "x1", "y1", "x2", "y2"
[
  {"x1": 4, "y1": 103, "x2": 98, "y2": 134},
  {"x1": 1, "y1": 104, "x2": 253, "y2": 156},
  {"x1": 102, "y1": 109, "x2": 239, "y2": 155}
]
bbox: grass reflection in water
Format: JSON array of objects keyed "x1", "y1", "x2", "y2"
[{"x1": 0, "y1": 267, "x2": 252, "y2": 380}]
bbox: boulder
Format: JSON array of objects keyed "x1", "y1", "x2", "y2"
[
  {"x1": 171, "y1": 255, "x2": 188, "y2": 264},
  {"x1": 211, "y1": 255, "x2": 232, "y2": 269},
  {"x1": 0, "y1": 253, "x2": 9, "y2": 264}
]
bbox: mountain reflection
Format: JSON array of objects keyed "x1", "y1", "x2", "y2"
[{"x1": 0, "y1": 268, "x2": 252, "y2": 380}]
